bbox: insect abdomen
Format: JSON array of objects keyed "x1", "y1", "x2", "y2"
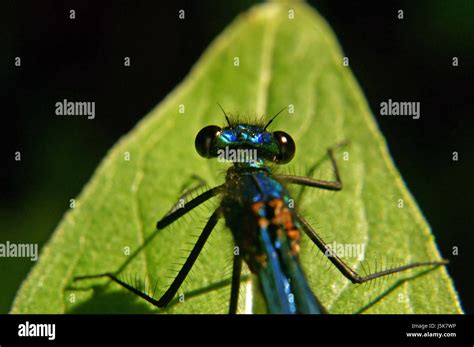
[
  {"x1": 248, "y1": 198, "x2": 323, "y2": 314},
  {"x1": 222, "y1": 171, "x2": 323, "y2": 313}
]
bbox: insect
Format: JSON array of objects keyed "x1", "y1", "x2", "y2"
[{"x1": 75, "y1": 107, "x2": 447, "y2": 314}]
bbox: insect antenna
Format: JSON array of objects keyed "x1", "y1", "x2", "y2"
[
  {"x1": 217, "y1": 103, "x2": 231, "y2": 126},
  {"x1": 263, "y1": 105, "x2": 288, "y2": 130}
]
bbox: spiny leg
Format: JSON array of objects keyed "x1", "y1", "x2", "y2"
[
  {"x1": 157, "y1": 185, "x2": 223, "y2": 229},
  {"x1": 96, "y1": 184, "x2": 222, "y2": 276},
  {"x1": 74, "y1": 208, "x2": 223, "y2": 308},
  {"x1": 276, "y1": 141, "x2": 347, "y2": 192},
  {"x1": 113, "y1": 178, "x2": 217, "y2": 274},
  {"x1": 296, "y1": 212, "x2": 448, "y2": 284},
  {"x1": 74, "y1": 182, "x2": 222, "y2": 298},
  {"x1": 228, "y1": 254, "x2": 243, "y2": 314}
]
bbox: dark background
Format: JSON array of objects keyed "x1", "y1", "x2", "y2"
[{"x1": 1, "y1": 0, "x2": 473, "y2": 313}]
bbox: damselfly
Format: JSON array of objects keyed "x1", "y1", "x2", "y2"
[{"x1": 75, "y1": 107, "x2": 447, "y2": 314}]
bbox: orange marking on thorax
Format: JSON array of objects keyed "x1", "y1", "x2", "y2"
[
  {"x1": 268, "y1": 199, "x2": 302, "y2": 256},
  {"x1": 251, "y1": 201, "x2": 265, "y2": 214},
  {"x1": 250, "y1": 198, "x2": 302, "y2": 258},
  {"x1": 258, "y1": 217, "x2": 270, "y2": 229},
  {"x1": 287, "y1": 229, "x2": 300, "y2": 241}
]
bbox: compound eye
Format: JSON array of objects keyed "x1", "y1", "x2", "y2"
[
  {"x1": 273, "y1": 131, "x2": 295, "y2": 164},
  {"x1": 195, "y1": 125, "x2": 221, "y2": 158}
]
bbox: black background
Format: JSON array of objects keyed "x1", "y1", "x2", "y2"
[
  {"x1": 0, "y1": 314, "x2": 472, "y2": 344},
  {"x1": 1, "y1": 0, "x2": 473, "y2": 313}
]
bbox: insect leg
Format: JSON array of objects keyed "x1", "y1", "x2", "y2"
[
  {"x1": 114, "y1": 178, "x2": 218, "y2": 274},
  {"x1": 276, "y1": 142, "x2": 346, "y2": 192},
  {"x1": 228, "y1": 254, "x2": 243, "y2": 314},
  {"x1": 75, "y1": 207, "x2": 222, "y2": 308},
  {"x1": 157, "y1": 185, "x2": 223, "y2": 230},
  {"x1": 296, "y1": 212, "x2": 448, "y2": 284}
]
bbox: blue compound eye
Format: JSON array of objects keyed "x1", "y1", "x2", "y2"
[
  {"x1": 273, "y1": 131, "x2": 295, "y2": 164},
  {"x1": 195, "y1": 125, "x2": 221, "y2": 158}
]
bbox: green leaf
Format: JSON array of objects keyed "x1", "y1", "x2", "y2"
[{"x1": 11, "y1": 1, "x2": 462, "y2": 314}]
